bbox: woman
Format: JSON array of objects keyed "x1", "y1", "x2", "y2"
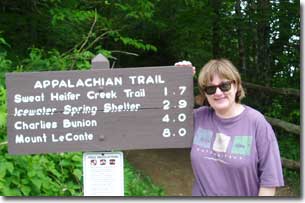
[{"x1": 175, "y1": 59, "x2": 284, "y2": 196}]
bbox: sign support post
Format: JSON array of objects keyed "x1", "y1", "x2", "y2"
[{"x1": 82, "y1": 54, "x2": 124, "y2": 196}]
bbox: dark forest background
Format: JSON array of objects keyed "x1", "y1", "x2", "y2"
[{"x1": 0, "y1": 0, "x2": 300, "y2": 196}]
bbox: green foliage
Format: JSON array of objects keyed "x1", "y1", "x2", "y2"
[
  {"x1": 265, "y1": 99, "x2": 283, "y2": 119},
  {"x1": 287, "y1": 109, "x2": 300, "y2": 125},
  {"x1": 15, "y1": 47, "x2": 101, "y2": 72},
  {"x1": 0, "y1": 0, "x2": 300, "y2": 196},
  {"x1": 0, "y1": 143, "x2": 164, "y2": 196},
  {"x1": 124, "y1": 160, "x2": 164, "y2": 196},
  {"x1": 0, "y1": 87, "x2": 6, "y2": 128},
  {"x1": 113, "y1": 34, "x2": 157, "y2": 52},
  {"x1": 50, "y1": 8, "x2": 96, "y2": 26},
  {"x1": 276, "y1": 125, "x2": 300, "y2": 197},
  {"x1": 0, "y1": 36, "x2": 164, "y2": 196},
  {"x1": 0, "y1": 147, "x2": 83, "y2": 196},
  {"x1": 0, "y1": 32, "x2": 10, "y2": 50},
  {"x1": 283, "y1": 168, "x2": 300, "y2": 195},
  {"x1": 0, "y1": 35, "x2": 12, "y2": 86},
  {"x1": 265, "y1": 96, "x2": 300, "y2": 197},
  {"x1": 114, "y1": 1, "x2": 155, "y2": 21}
]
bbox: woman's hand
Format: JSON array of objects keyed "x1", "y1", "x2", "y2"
[
  {"x1": 174, "y1": 60, "x2": 196, "y2": 76},
  {"x1": 258, "y1": 187, "x2": 276, "y2": 196}
]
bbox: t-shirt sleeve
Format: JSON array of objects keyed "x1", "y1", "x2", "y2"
[{"x1": 255, "y1": 116, "x2": 285, "y2": 187}]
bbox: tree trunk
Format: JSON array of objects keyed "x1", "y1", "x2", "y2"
[
  {"x1": 210, "y1": 0, "x2": 221, "y2": 58},
  {"x1": 257, "y1": 0, "x2": 271, "y2": 84},
  {"x1": 243, "y1": 82, "x2": 300, "y2": 97},
  {"x1": 235, "y1": 0, "x2": 246, "y2": 74},
  {"x1": 248, "y1": 0, "x2": 259, "y2": 80},
  {"x1": 265, "y1": 116, "x2": 300, "y2": 135},
  {"x1": 282, "y1": 158, "x2": 300, "y2": 170}
]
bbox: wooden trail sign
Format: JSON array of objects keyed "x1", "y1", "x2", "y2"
[{"x1": 6, "y1": 65, "x2": 194, "y2": 154}]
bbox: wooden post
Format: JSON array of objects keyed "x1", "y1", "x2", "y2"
[
  {"x1": 91, "y1": 54, "x2": 110, "y2": 69},
  {"x1": 91, "y1": 54, "x2": 111, "y2": 154}
]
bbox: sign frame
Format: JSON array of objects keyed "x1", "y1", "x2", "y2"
[{"x1": 6, "y1": 54, "x2": 194, "y2": 154}]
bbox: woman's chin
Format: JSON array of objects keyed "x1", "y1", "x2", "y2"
[{"x1": 211, "y1": 102, "x2": 230, "y2": 112}]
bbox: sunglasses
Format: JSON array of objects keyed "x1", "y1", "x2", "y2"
[{"x1": 203, "y1": 81, "x2": 235, "y2": 95}]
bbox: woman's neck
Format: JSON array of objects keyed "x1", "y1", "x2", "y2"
[{"x1": 215, "y1": 103, "x2": 245, "y2": 119}]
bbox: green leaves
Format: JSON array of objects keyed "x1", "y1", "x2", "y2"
[
  {"x1": 0, "y1": 151, "x2": 82, "y2": 196},
  {"x1": 20, "y1": 185, "x2": 31, "y2": 196},
  {"x1": 124, "y1": 160, "x2": 164, "y2": 196},
  {"x1": 119, "y1": 36, "x2": 157, "y2": 52},
  {"x1": 0, "y1": 148, "x2": 164, "y2": 196},
  {"x1": 50, "y1": 8, "x2": 96, "y2": 26},
  {"x1": 114, "y1": 1, "x2": 155, "y2": 21},
  {"x1": 31, "y1": 178, "x2": 43, "y2": 190},
  {"x1": 0, "y1": 87, "x2": 6, "y2": 128},
  {"x1": 0, "y1": 162, "x2": 13, "y2": 178},
  {"x1": 2, "y1": 187, "x2": 22, "y2": 196},
  {"x1": 73, "y1": 169, "x2": 82, "y2": 178},
  {"x1": 0, "y1": 37, "x2": 10, "y2": 48}
]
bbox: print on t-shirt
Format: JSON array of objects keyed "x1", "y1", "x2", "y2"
[
  {"x1": 231, "y1": 136, "x2": 253, "y2": 156},
  {"x1": 193, "y1": 127, "x2": 253, "y2": 161},
  {"x1": 212, "y1": 133, "x2": 231, "y2": 153},
  {"x1": 193, "y1": 128, "x2": 213, "y2": 149}
]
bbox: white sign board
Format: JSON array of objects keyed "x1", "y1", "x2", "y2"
[{"x1": 83, "y1": 151, "x2": 124, "y2": 196}]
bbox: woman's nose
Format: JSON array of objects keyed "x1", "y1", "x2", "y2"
[{"x1": 214, "y1": 87, "x2": 223, "y2": 95}]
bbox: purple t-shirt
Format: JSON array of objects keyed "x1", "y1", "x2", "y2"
[{"x1": 191, "y1": 105, "x2": 284, "y2": 196}]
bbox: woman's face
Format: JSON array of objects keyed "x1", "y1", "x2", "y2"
[{"x1": 205, "y1": 74, "x2": 237, "y2": 114}]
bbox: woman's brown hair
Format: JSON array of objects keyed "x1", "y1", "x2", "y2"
[{"x1": 197, "y1": 58, "x2": 245, "y2": 105}]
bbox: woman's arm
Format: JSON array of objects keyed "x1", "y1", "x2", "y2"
[{"x1": 258, "y1": 187, "x2": 276, "y2": 196}]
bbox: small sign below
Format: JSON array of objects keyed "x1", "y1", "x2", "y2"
[{"x1": 83, "y1": 151, "x2": 124, "y2": 196}]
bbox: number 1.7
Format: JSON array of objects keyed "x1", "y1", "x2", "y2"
[{"x1": 164, "y1": 86, "x2": 187, "y2": 96}]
